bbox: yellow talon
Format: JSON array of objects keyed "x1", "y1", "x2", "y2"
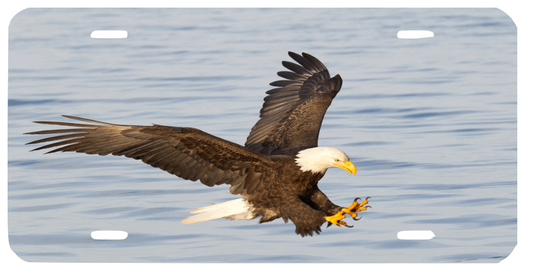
[
  {"x1": 325, "y1": 197, "x2": 371, "y2": 228},
  {"x1": 325, "y1": 211, "x2": 346, "y2": 226},
  {"x1": 345, "y1": 197, "x2": 370, "y2": 217},
  {"x1": 342, "y1": 207, "x2": 359, "y2": 219}
]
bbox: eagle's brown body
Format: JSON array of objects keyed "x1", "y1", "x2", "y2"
[{"x1": 25, "y1": 52, "x2": 365, "y2": 237}]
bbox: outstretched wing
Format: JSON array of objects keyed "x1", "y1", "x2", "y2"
[
  {"x1": 25, "y1": 115, "x2": 277, "y2": 195},
  {"x1": 245, "y1": 52, "x2": 343, "y2": 155}
]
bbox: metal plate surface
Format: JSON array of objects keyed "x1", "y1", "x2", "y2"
[{"x1": 8, "y1": 8, "x2": 516, "y2": 263}]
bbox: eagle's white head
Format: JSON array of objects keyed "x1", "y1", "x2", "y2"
[{"x1": 295, "y1": 147, "x2": 357, "y2": 175}]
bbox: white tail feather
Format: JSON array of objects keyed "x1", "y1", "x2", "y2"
[{"x1": 181, "y1": 198, "x2": 254, "y2": 224}]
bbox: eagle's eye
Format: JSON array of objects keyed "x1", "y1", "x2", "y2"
[{"x1": 335, "y1": 158, "x2": 341, "y2": 162}]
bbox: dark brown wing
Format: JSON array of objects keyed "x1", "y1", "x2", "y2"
[
  {"x1": 245, "y1": 52, "x2": 343, "y2": 155},
  {"x1": 25, "y1": 115, "x2": 278, "y2": 195}
]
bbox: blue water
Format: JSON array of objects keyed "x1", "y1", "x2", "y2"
[{"x1": 8, "y1": 8, "x2": 516, "y2": 263}]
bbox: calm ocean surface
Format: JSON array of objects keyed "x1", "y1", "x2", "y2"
[{"x1": 8, "y1": 8, "x2": 516, "y2": 263}]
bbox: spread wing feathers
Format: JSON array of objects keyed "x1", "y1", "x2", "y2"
[
  {"x1": 25, "y1": 115, "x2": 276, "y2": 195},
  {"x1": 245, "y1": 51, "x2": 343, "y2": 156}
]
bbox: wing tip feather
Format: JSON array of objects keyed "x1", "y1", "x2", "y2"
[{"x1": 245, "y1": 51, "x2": 341, "y2": 154}]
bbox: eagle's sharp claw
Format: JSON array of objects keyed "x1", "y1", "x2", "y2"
[{"x1": 325, "y1": 196, "x2": 371, "y2": 228}]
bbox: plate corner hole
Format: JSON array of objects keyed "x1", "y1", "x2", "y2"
[
  {"x1": 397, "y1": 30, "x2": 434, "y2": 39},
  {"x1": 90, "y1": 30, "x2": 128, "y2": 39},
  {"x1": 91, "y1": 230, "x2": 128, "y2": 241},
  {"x1": 397, "y1": 230, "x2": 435, "y2": 240}
]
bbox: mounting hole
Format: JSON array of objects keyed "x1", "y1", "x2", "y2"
[
  {"x1": 91, "y1": 230, "x2": 128, "y2": 240},
  {"x1": 90, "y1": 30, "x2": 128, "y2": 39},
  {"x1": 397, "y1": 30, "x2": 434, "y2": 39},
  {"x1": 397, "y1": 230, "x2": 435, "y2": 240}
]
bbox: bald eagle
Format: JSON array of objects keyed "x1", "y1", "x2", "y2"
[{"x1": 25, "y1": 52, "x2": 370, "y2": 237}]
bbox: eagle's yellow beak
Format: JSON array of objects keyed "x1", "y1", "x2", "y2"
[{"x1": 335, "y1": 160, "x2": 357, "y2": 175}]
